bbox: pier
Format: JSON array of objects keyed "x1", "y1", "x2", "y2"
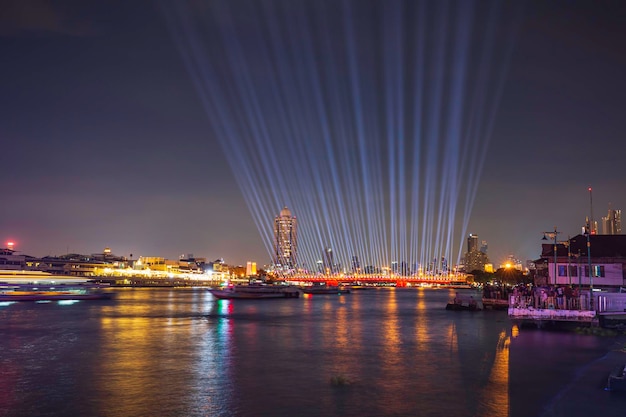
[{"x1": 508, "y1": 292, "x2": 626, "y2": 328}]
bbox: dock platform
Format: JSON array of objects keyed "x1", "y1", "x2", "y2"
[{"x1": 508, "y1": 292, "x2": 626, "y2": 328}]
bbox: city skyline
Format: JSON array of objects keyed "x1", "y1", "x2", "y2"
[{"x1": 2, "y1": 1, "x2": 626, "y2": 266}]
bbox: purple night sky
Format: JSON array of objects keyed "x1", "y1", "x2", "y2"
[{"x1": 1, "y1": 0, "x2": 625, "y2": 267}]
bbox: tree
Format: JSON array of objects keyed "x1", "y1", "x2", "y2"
[
  {"x1": 469, "y1": 270, "x2": 495, "y2": 285},
  {"x1": 494, "y1": 267, "x2": 529, "y2": 285}
]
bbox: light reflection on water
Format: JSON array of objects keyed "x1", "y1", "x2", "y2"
[{"x1": 0, "y1": 288, "x2": 625, "y2": 417}]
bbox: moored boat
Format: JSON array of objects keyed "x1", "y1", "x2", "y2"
[
  {"x1": 301, "y1": 285, "x2": 351, "y2": 295},
  {"x1": 209, "y1": 285, "x2": 301, "y2": 299}
]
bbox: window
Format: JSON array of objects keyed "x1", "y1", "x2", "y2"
[
  {"x1": 584, "y1": 265, "x2": 606, "y2": 278},
  {"x1": 558, "y1": 265, "x2": 578, "y2": 277},
  {"x1": 593, "y1": 265, "x2": 605, "y2": 278}
]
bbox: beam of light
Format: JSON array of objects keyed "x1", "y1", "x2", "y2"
[{"x1": 162, "y1": 0, "x2": 520, "y2": 274}]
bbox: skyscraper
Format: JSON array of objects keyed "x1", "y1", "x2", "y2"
[
  {"x1": 602, "y1": 207, "x2": 622, "y2": 235},
  {"x1": 467, "y1": 234, "x2": 479, "y2": 253},
  {"x1": 274, "y1": 206, "x2": 297, "y2": 268},
  {"x1": 323, "y1": 247, "x2": 334, "y2": 273},
  {"x1": 464, "y1": 233, "x2": 489, "y2": 273}
]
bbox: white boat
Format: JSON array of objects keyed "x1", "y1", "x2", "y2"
[
  {"x1": 0, "y1": 270, "x2": 92, "y2": 284},
  {"x1": 209, "y1": 285, "x2": 301, "y2": 299},
  {"x1": 0, "y1": 270, "x2": 114, "y2": 301},
  {"x1": 301, "y1": 285, "x2": 351, "y2": 295}
]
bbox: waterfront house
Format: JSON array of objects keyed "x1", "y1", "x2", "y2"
[{"x1": 536, "y1": 234, "x2": 626, "y2": 289}]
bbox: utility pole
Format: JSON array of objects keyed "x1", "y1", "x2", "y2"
[
  {"x1": 585, "y1": 187, "x2": 595, "y2": 311},
  {"x1": 586, "y1": 224, "x2": 593, "y2": 311},
  {"x1": 566, "y1": 237, "x2": 571, "y2": 286}
]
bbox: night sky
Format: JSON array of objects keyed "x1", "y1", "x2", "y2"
[{"x1": 2, "y1": 0, "x2": 625, "y2": 267}]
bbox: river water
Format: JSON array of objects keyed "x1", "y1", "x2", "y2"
[{"x1": 1, "y1": 287, "x2": 626, "y2": 417}]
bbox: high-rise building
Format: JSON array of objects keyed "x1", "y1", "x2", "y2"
[
  {"x1": 480, "y1": 240, "x2": 488, "y2": 254},
  {"x1": 602, "y1": 207, "x2": 622, "y2": 235},
  {"x1": 323, "y1": 247, "x2": 334, "y2": 273},
  {"x1": 467, "y1": 234, "x2": 479, "y2": 253},
  {"x1": 352, "y1": 255, "x2": 360, "y2": 272},
  {"x1": 463, "y1": 233, "x2": 489, "y2": 273},
  {"x1": 274, "y1": 206, "x2": 297, "y2": 268}
]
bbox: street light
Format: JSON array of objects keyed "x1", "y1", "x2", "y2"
[{"x1": 542, "y1": 226, "x2": 559, "y2": 285}]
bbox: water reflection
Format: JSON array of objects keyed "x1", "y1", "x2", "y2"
[
  {"x1": 476, "y1": 331, "x2": 510, "y2": 417},
  {"x1": 414, "y1": 289, "x2": 431, "y2": 351},
  {"x1": 5, "y1": 288, "x2": 618, "y2": 417},
  {"x1": 197, "y1": 299, "x2": 234, "y2": 417},
  {"x1": 94, "y1": 289, "x2": 235, "y2": 417}
]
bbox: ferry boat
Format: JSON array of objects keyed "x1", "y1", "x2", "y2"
[
  {"x1": 301, "y1": 285, "x2": 351, "y2": 295},
  {"x1": 0, "y1": 270, "x2": 114, "y2": 301},
  {"x1": 209, "y1": 285, "x2": 301, "y2": 299}
]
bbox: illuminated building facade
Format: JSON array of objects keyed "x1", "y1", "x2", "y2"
[
  {"x1": 246, "y1": 261, "x2": 257, "y2": 276},
  {"x1": 602, "y1": 208, "x2": 622, "y2": 235},
  {"x1": 274, "y1": 206, "x2": 297, "y2": 268},
  {"x1": 464, "y1": 233, "x2": 489, "y2": 273}
]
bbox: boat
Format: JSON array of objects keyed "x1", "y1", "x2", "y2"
[
  {"x1": 0, "y1": 270, "x2": 114, "y2": 301},
  {"x1": 446, "y1": 295, "x2": 481, "y2": 311},
  {"x1": 0, "y1": 288, "x2": 114, "y2": 301},
  {"x1": 607, "y1": 364, "x2": 626, "y2": 391},
  {"x1": 444, "y1": 284, "x2": 474, "y2": 289},
  {"x1": 445, "y1": 302, "x2": 481, "y2": 311},
  {"x1": 301, "y1": 285, "x2": 351, "y2": 295},
  {"x1": 209, "y1": 285, "x2": 301, "y2": 299}
]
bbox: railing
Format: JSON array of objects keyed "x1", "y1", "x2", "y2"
[
  {"x1": 510, "y1": 293, "x2": 626, "y2": 313},
  {"x1": 596, "y1": 293, "x2": 626, "y2": 313},
  {"x1": 509, "y1": 294, "x2": 590, "y2": 311}
]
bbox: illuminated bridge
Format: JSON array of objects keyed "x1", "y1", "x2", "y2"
[{"x1": 278, "y1": 274, "x2": 472, "y2": 287}]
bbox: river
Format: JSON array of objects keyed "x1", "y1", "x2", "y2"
[{"x1": 1, "y1": 287, "x2": 625, "y2": 417}]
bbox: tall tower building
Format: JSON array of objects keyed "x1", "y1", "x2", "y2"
[
  {"x1": 323, "y1": 247, "x2": 334, "y2": 273},
  {"x1": 467, "y1": 234, "x2": 479, "y2": 253},
  {"x1": 274, "y1": 206, "x2": 297, "y2": 268},
  {"x1": 602, "y1": 207, "x2": 622, "y2": 235}
]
